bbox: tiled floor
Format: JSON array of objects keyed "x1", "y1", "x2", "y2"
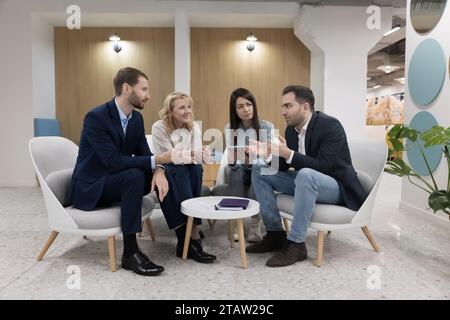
[{"x1": 0, "y1": 174, "x2": 449, "y2": 300}]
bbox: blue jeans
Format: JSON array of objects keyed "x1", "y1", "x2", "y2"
[{"x1": 251, "y1": 166, "x2": 343, "y2": 243}]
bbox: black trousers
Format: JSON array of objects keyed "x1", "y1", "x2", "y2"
[
  {"x1": 158, "y1": 164, "x2": 203, "y2": 229},
  {"x1": 227, "y1": 164, "x2": 256, "y2": 199},
  {"x1": 97, "y1": 168, "x2": 151, "y2": 235}
]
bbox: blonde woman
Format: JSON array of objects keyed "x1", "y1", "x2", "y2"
[{"x1": 151, "y1": 92, "x2": 216, "y2": 264}]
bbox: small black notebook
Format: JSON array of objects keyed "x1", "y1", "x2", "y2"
[{"x1": 215, "y1": 198, "x2": 250, "y2": 211}]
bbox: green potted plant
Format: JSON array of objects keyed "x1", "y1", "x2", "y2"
[{"x1": 385, "y1": 124, "x2": 450, "y2": 218}]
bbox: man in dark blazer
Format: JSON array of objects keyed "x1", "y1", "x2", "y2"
[
  {"x1": 246, "y1": 85, "x2": 367, "y2": 267},
  {"x1": 69, "y1": 67, "x2": 171, "y2": 276}
]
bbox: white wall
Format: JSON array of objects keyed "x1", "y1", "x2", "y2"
[
  {"x1": 0, "y1": 0, "x2": 36, "y2": 186},
  {"x1": 401, "y1": 0, "x2": 450, "y2": 221},
  {"x1": 294, "y1": 6, "x2": 391, "y2": 139},
  {"x1": 32, "y1": 14, "x2": 55, "y2": 119},
  {"x1": 310, "y1": 51, "x2": 325, "y2": 111},
  {"x1": 175, "y1": 10, "x2": 190, "y2": 94}
]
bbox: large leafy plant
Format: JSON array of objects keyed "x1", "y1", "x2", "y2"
[{"x1": 385, "y1": 124, "x2": 450, "y2": 218}]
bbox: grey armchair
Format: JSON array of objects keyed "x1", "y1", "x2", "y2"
[
  {"x1": 29, "y1": 137, "x2": 156, "y2": 272},
  {"x1": 276, "y1": 139, "x2": 387, "y2": 267}
]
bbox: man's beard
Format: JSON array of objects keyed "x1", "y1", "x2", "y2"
[
  {"x1": 129, "y1": 91, "x2": 145, "y2": 110},
  {"x1": 287, "y1": 115, "x2": 303, "y2": 127}
]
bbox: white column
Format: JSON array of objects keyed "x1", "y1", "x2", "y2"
[
  {"x1": 0, "y1": 0, "x2": 36, "y2": 186},
  {"x1": 309, "y1": 50, "x2": 325, "y2": 112},
  {"x1": 32, "y1": 14, "x2": 56, "y2": 119},
  {"x1": 174, "y1": 10, "x2": 190, "y2": 94},
  {"x1": 294, "y1": 6, "x2": 391, "y2": 139}
]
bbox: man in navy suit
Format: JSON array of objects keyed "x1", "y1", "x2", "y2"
[
  {"x1": 70, "y1": 67, "x2": 171, "y2": 276},
  {"x1": 246, "y1": 86, "x2": 367, "y2": 267}
]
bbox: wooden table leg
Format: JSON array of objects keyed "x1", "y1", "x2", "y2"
[
  {"x1": 315, "y1": 231, "x2": 325, "y2": 267},
  {"x1": 182, "y1": 216, "x2": 194, "y2": 260},
  {"x1": 236, "y1": 219, "x2": 247, "y2": 269},
  {"x1": 228, "y1": 220, "x2": 235, "y2": 248}
]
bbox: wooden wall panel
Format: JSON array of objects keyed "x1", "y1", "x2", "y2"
[
  {"x1": 54, "y1": 27, "x2": 174, "y2": 144},
  {"x1": 190, "y1": 28, "x2": 310, "y2": 137}
]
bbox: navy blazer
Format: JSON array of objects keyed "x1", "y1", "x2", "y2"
[
  {"x1": 276, "y1": 111, "x2": 367, "y2": 211},
  {"x1": 69, "y1": 98, "x2": 153, "y2": 210}
]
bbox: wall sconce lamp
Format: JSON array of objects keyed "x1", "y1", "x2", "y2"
[
  {"x1": 109, "y1": 33, "x2": 122, "y2": 53},
  {"x1": 246, "y1": 32, "x2": 257, "y2": 52}
]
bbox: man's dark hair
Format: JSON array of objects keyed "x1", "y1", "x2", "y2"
[
  {"x1": 113, "y1": 67, "x2": 148, "y2": 96},
  {"x1": 282, "y1": 85, "x2": 315, "y2": 112}
]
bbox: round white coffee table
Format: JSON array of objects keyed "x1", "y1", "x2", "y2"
[{"x1": 180, "y1": 196, "x2": 260, "y2": 269}]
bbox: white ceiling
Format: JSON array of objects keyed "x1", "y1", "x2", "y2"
[{"x1": 162, "y1": 0, "x2": 406, "y2": 7}]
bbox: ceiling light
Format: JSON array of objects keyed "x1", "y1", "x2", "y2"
[
  {"x1": 383, "y1": 14, "x2": 404, "y2": 37},
  {"x1": 109, "y1": 33, "x2": 120, "y2": 41},
  {"x1": 377, "y1": 44, "x2": 400, "y2": 74},
  {"x1": 376, "y1": 64, "x2": 400, "y2": 74},
  {"x1": 373, "y1": 85, "x2": 381, "y2": 89},
  {"x1": 246, "y1": 32, "x2": 257, "y2": 52},
  {"x1": 246, "y1": 33, "x2": 257, "y2": 42},
  {"x1": 395, "y1": 77, "x2": 406, "y2": 84},
  {"x1": 383, "y1": 25, "x2": 401, "y2": 37},
  {"x1": 109, "y1": 33, "x2": 122, "y2": 53}
]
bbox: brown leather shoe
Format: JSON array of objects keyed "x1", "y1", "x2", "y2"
[
  {"x1": 246, "y1": 231, "x2": 287, "y2": 253},
  {"x1": 265, "y1": 241, "x2": 307, "y2": 267}
]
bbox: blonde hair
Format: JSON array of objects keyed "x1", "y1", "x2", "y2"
[{"x1": 159, "y1": 92, "x2": 195, "y2": 133}]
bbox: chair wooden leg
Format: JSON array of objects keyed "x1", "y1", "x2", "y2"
[
  {"x1": 145, "y1": 218, "x2": 156, "y2": 241},
  {"x1": 207, "y1": 219, "x2": 216, "y2": 230},
  {"x1": 37, "y1": 231, "x2": 59, "y2": 261},
  {"x1": 282, "y1": 218, "x2": 290, "y2": 233},
  {"x1": 108, "y1": 236, "x2": 116, "y2": 272},
  {"x1": 315, "y1": 231, "x2": 325, "y2": 267},
  {"x1": 362, "y1": 226, "x2": 379, "y2": 252},
  {"x1": 138, "y1": 222, "x2": 144, "y2": 237}
]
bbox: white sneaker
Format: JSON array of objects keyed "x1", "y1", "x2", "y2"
[{"x1": 247, "y1": 222, "x2": 262, "y2": 243}]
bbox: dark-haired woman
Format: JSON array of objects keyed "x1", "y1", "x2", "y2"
[{"x1": 213, "y1": 88, "x2": 273, "y2": 242}]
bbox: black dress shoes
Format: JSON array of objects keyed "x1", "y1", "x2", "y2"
[
  {"x1": 121, "y1": 251, "x2": 164, "y2": 276},
  {"x1": 191, "y1": 239, "x2": 216, "y2": 261},
  {"x1": 176, "y1": 239, "x2": 216, "y2": 264}
]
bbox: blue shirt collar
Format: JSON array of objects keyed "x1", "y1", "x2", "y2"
[{"x1": 114, "y1": 98, "x2": 133, "y2": 122}]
